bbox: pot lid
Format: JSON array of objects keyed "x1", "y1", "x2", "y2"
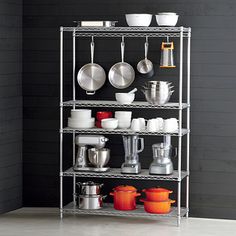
[
  {"x1": 145, "y1": 187, "x2": 171, "y2": 193},
  {"x1": 114, "y1": 185, "x2": 137, "y2": 192}
]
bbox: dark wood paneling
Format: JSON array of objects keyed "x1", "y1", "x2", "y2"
[
  {"x1": 0, "y1": 0, "x2": 22, "y2": 213},
  {"x1": 23, "y1": 0, "x2": 236, "y2": 219}
]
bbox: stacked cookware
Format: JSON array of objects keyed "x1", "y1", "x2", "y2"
[
  {"x1": 140, "y1": 187, "x2": 175, "y2": 214},
  {"x1": 76, "y1": 181, "x2": 106, "y2": 209},
  {"x1": 141, "y1": 81, "x2": 174, "y2": 105}
]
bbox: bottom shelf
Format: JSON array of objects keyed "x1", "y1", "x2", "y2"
[{"x1": 63, "y1": 202, "x2": 187, "y2": 219}]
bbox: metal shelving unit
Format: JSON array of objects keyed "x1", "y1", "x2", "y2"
[{"x1": 59, "y1": 26, "x2": 191, "y2": 226}]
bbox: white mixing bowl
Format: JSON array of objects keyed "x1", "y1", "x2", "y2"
[{"x1": 125, "y1": 14, "x2": 152, "y2": 27}]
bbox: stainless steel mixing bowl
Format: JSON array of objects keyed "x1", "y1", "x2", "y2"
[
  {"x1": 142, "y1": 89, "x2": 174, "y2": 105},
  {"x1": 88, "y1": 148, "x2": 110, "y2": 168}
]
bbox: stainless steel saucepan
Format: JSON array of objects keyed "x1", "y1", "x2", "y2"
[
  {"x1": 77, "y1": 181, "x2": 104, "y2": 195},
  {"x1": 77, "y1": 38, "x2": 106, "y2": 95},
  {"x1": 108, "y1": 37, "x2": 135, "y2": 89},
  {"x1": 137, "y1": 37, "x2": 154, "y2": 77}
]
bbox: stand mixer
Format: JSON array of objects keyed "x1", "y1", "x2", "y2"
[
  {"x1": 73, "y1": 135, "x2": 109, "y2": 172},
  {"x1": 121, "y1": 135, "x2": 144, "y2": 174},
  {"x1": 149, "y1": 135, "x2": 177, "y2": 175}
]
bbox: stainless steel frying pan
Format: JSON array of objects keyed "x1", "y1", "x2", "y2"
[
  {"x1": 108, "y1": 38, "x2": 135, "y2": 89},
  {"x1": 77, "y1": 39, "x2": 106, "y2": 95}
]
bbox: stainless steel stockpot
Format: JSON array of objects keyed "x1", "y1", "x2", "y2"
[
  {"x1": 77, "y1": 181, "x2": 103, "y2": 195},
  {"x1": 77, "y1": 194, "x2": 106, "y2": 209}
]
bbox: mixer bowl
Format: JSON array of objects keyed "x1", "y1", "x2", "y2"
[{"x1": 88, "y1": 148, "x2": 110, "y2": 168}]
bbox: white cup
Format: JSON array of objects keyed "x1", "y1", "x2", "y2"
[
  {"x1": 164, "y1": 118, "x2": 178, "y2": 132},
  {"x1": 131, "y1": 119, "x2": 141, "y2": 131},
  {"x1": 138, "y1": 118, "x2": 146, "y2": 131},
  {"x1": 156, "y1": 117, "x2": 164, "y2": 131},
  {"x1": 115, "y1": 111, "x2": 132, "y2": 129},
  {"x1": 147, "y1": 119, "x2": 157, "y2": 132}
]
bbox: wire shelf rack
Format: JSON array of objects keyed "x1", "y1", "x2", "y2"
[
  {"x1": 63, "y1": 202, "x2": 188, "y2": 219},
  {"x1": 62, "y1": 26, "x2": 191, "y2": 38},
  {"x1": 62, "y1": 100, "x2": 189, "y2": 110},
  {"x1": 61, "y1": 127, "x2": 189, "y2": 136},
  {"x1": 63, "y1": 168, "x2": 188, "y2": 181}
]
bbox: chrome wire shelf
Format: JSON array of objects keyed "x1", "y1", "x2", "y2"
[
  {"x1": 61, "y1": 127, "x2": 189, "y2": 136},
  {"x1": 63, "y1": 202, "x2": 188, "y2": 218},
  {"x1": 63, "y1": 168, "x2": 188, "y2": 181},
  {"x1": 62, "y1": 26, "x2": 190, "y2": 37},
  {"x1": 62, "y1": 100, "x2": 189, "y2": 110}
]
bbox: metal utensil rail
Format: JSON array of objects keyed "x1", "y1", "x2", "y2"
[{"x1": 59, "y1": 26, "x2": 191, "y2": 227}]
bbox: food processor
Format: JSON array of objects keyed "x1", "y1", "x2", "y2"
[
  {"x1": 149, "y1": 135, "x2": 177, "y2": 175},
  {"x1": 121, "y1": 135, "x2": 144, "y2": 174}
]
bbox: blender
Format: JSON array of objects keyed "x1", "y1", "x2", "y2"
[
  {"x1": 121, "y1": 135, "x2": 144, "y2": 174},
  {"x1": 149, "y1": 135, "x2": 177, "y2": 175}
]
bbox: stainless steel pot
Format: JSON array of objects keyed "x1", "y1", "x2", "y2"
[
  {"x1": 77, "y1": 181, "x2": 103, "y2": 195},
  {"x1": 77, "y1": 194, "x2": 106, "y2": 209},
  {"x1": 108, "y1": 38, "x2": 135, "y2": 89},
  {"x1": 77, "y1": 39, "x2": 106, "y2": 95}
]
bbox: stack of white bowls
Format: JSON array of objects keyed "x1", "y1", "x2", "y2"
[
  {"x1": 68, "y1": 109, "x2": 95, "y2": 129},
  {"x1": 114, "y1": 111, "x2": 132, "y2": 129}
]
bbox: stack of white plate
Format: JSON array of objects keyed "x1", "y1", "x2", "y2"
[{"x1": 68, "y1": 109, "x2": 95, "y2": 129}]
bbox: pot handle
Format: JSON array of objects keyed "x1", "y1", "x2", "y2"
[
  {"x1": 109, "y1": 192, "x2": 114, "y2": 196},
  {"x1": 140, "y1": 199, "x2": 145, "y2": 202},
  {"x1": 86, "y1": 90, "x2": 96, "y2": 95},
  {"x1": 169, "y1": 190, "x2": 173, "y2": 194},
  {"x1": 142, "y1": 189, "x2": 146, "y2": 192},
  {"x1": 102, "y1": 195, "x2": 107, "y2": 200},
  {"x1": 135, "y1": 193, "x2": 141, "y2": 197},
  {"x1": 170, "y1": 200, "x2": 176, "y2": 204}
]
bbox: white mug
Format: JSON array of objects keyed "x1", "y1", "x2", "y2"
[
  {"x1": 138, "y1": 118, "x2": 146, "y2": 131},
  {"x1": 164, "y1": 118, "x2": 178, "y2": 132},
  {"x1": 131, "y1": 119, "x2": 141, "y2": 131},
  {"x1": 147, "y1": 119, "x2": 157, "y2": 132},
  {"x1": 156, "y1": 117, "x2": 164, "y2": 131}
]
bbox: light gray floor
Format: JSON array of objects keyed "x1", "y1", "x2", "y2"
[{"x1": 0, "y1": 208, "x2": 236, "y2": 236}]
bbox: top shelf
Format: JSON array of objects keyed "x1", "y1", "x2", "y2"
[{"x1": 61, "y1": 26, "x2": 191, "y2": 38}]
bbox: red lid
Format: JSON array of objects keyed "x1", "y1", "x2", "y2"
[
  {"x1": 145, "y1": 187, "x2": 172, "y2": 193},
  {"x1": 113, "y1": 185, "x2": 137, "y2": 192}
]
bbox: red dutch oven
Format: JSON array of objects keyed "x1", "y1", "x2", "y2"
[
  {"x1": 142, "y1": 187, "x2": 173, "y2": 201},
  {"x1": 110, "y1": 185, "x2": 140, "y2": 211}
]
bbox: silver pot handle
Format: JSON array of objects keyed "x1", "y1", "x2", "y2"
[
  {"x1": 102, "y1": 195, "x2": 107, "y2": 200},
  {"x1": 121, "y1": 38, "x2": 125, "y2": 63},
  {"x1": 86, "y1": 90, "x2": 95, "y2": 95}
]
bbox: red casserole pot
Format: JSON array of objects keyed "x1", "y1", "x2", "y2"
[
  {"x1": 140, "y1": 199, "x2": 175, "y2": 214},
  {"x1": 142, "y1": 187, "x2": 173, "y2": 201},
  {"x1": 110, "y1": 185, "x2": 140, "y2": 211}
]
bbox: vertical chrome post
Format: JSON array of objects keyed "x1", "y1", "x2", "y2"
[
  {"x1": 72, "y1": 29, "x2": 76, "y2": 205},
  {"x1": 59, "y1": 27, "x2": 64, "y2": 219},
  {"x1": 177, "y1": 26, "x2": 184, "y2": 227},
  {"x1": 186, "y1": 28, "x2": 191, "y2": 218}
]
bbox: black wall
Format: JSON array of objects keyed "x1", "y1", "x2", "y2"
[
  {"x1": 23, "y1": 0, "x2": 236, "y2": 219},
  {"x1": 0, "y1": 0, "x2": 22, "y2": 213}
]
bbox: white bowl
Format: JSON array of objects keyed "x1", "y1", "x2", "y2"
[
  {"x1": 71, "y1": 109, "x2": 92, "y2": 120},
  {"x1": 115, "y1": 93, "x2": 135, "y2": 104},
  {"x1": 125, "y1": 14, "x2": 152, "y2": 27},
  {"x1": 101, "y1": 118, "x2": 118, "y2": 130},
  {"x1": 68, "y1": 117, "x2": 95, "y2": 129},
  {"x1": 118, "y1": 121, "x2": 131, "y2": 129},
  {"x1": 155, "y1": 13, "x2": 179, "y2": 26},
  {"x1": 115, "y1": 111, "x2": 132, "y2": 119}
]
